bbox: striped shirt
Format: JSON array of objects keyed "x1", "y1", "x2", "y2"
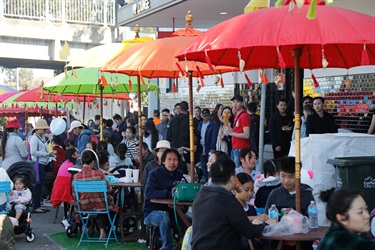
[{"x1": 121, "y1": 137, "x2": 139, "y2": 160}]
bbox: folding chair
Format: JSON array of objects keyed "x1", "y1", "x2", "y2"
[
  {"x1": 0, "y1": 181, "x2": 11, "y2": 214},
  {"x1": 73, "y1": 180, "x2": 118, "y2": 247}
]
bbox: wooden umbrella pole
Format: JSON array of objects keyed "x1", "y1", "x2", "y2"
[
  {"x1": 188, "y1": 72, "x2": 195, "y2": 183},
  {"x1": 55, "y1": 103, "x2": 58, "y2": 117},
  {"x1": 292, "y1": 48, "x2": 302, "y2": 213},
  {"x1": 137, "y1": 76, "x2": 143, "y2": 178},
  {"x1": 82, "y1": 96, "x2": 86, "y2": 124},
  {"x1": 100, "y1": 85, "x2": 104, "y2": 141}
]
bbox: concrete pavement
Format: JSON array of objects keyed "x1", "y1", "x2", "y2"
[{"x1": 15, "y1": 201, "x2": 65, "y2": 250}]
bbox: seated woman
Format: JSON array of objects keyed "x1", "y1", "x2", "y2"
[
  {"x1": 110, "y1": 143, "x2": 132, "y2": 171},
  {"x1": 318, "y1": 188, "x2": 375, "y2": 250},
  {"x1": 50, "y1": 148, "x2": 80, "y2": 218},
  {"x1": 72, "y1": 150, "x2": 118, "y2": 239}
]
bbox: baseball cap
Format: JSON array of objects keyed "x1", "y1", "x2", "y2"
[{"x1": 201, "y1": 108, "x2": 210, "y2": 116}]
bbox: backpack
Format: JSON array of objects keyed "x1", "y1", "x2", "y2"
[{"x1": 90, "y1": 133, "x2": 98, "y2": 144}]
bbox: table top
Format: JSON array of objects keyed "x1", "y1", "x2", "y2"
[
  {"x1": 262, "y1": 226, "x2": 328, "y2": 241},
  {"x1": 150, "y1": 198, "x2": 193, "y2": 206},
  {"x1": 111, "y1": 182, "x2": 142, "y2": 188}
]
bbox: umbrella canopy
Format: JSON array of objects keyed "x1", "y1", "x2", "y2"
[
  {"x1": 66, "y1": 38, "x2": 153, "y2": 68},
  {"x1": 176, "y1": 4, "x2": 375, "y2": 211},
  {"x1": 14, "y1": 87, "x2": 131, "y2": 102},
  {"x1": 101, "y1": 24, "x2": 237, "y2": 182},
  {"x1": 0, "y1": 107, "x2": 65, "y2": 117},
  {"x1": 44, "y1": 67, "x2": 158, "y2": 95},
  {"x1": 177, "y1": 5, "x2": 375, "y2": 70},
  {"x1": 101, "y1": 36, "x2": 236, "y2": 78},
  {"x1": 0, "y1": 92, "x2": 22, "y2": 103},
  {"x1": 1, "y1": 92, "x2": 73, "y2": 109},
  {"x1": 0, "y1": 85, "x2": 17, "y2": 94}
]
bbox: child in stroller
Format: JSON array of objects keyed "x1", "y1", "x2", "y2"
[
  {"x1": 8, "y1": 176, "x2": 32, "y2": 226},
  {"x1": 6, "y1": 161, "x2": 36, "y2": 242}
]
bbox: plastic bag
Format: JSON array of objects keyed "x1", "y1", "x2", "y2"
[{"x1": 262, "y1": 210, "x2": 309, "y2": 236}]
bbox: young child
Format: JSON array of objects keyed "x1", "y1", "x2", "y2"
[
  {"x1": 235, "y1": 173, "x2": 268, "y2": 250},
  {"x1": 8, "y1": 176, "x2": 32, "y2": 225},
  {"x1": 265, "y1": 157, "x2": 315, "y2": 217},
  {"x1": 254, "y1": 159, "x2": 282, "y2": 208}
]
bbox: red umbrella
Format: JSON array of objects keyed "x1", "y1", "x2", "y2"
[
  {"x1": 0, "y1": 92, "x2": 23, "y2": 103},
  {"x1": 177, "y1": 4, "x2": 375, "y2": 211},
  {"x1": 101, "y1": 13, "x2": 237, "y2": 182},
  {"x1": 0, "y1": 107, "x2": 65, "y2": 117}
]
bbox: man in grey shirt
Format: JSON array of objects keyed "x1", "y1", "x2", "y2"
[{"x1": 156, "y1": 108, "x2": 170, "y2": 139}]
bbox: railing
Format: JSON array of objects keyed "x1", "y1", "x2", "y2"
[{"x1": 1, "y1": 0, "x2": 116, "y2": 26}]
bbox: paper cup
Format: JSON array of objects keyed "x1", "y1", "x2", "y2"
[
  {"x1": 125, "y1": 169, "x2": 132, "y2": 179},
  {"x1": 133, "y1": 169, "x2": 139, "y2": 183},
  {"x1": 124, "y1": 177, "x2": 131, "y2": 183}
]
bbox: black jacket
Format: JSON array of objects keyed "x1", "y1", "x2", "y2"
[
  {"x1": 167, "y1": 113, "x2": 189, "y2": 149},
  {"x1": 192, "y1": 185, "x2": 266, "y2": 250},
  {"x1": 268, "y1": 112, "x2": 294, "y2": 149},
  {"x1": 306, "y1": 111, "x2": 338, "y2": 136}
]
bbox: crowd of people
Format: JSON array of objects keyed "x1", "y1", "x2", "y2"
[{"x1": 0, "y1": 93, "x2": 374, "y2": 249}]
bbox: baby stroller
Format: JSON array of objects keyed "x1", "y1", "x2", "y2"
[{"x1": 6, "y1": 161, "x2": 36, "y2": 242}]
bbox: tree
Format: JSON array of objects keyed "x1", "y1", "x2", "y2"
[{"x1": 2, "y1": 68, "x2": 34, "y2": 90}]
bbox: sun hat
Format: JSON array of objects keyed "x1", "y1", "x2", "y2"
[
  {"x1": 34, "y1": 119, "x2": 50, "y2": 130},
  {"x1": 153, "y1": 140, "x2": 171, "y2": 154},
  {"x1": 68, "y1": 120, "x2": 83, "y2": 133},
  {"x1": 5, "y1": 117, "x2": 21, "y2": 129}
]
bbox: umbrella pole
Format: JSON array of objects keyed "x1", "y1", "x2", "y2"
[
  {"x1": 258, "y1": 81, "x2": 267, "y2": 172},
  {"x1": 55, "y1": 103, "x2": 58, "y2": 117},
  {"x1": 100, "y1": 85, "x2": 104, "y2": 141},
  {"x1": 188, "y1": 72, "x2": 195, "y2": 183},
  {"x1": 292, "y1": 48, "x2": 302, "y2": 213},
  {"x1": 82, "y1": 96, "x2": 86, "y2": 124},
  {"x1": 137, "y1": 76, "x2": 143, "y2": 178}
]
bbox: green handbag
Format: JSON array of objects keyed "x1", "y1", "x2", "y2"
[{"x1": 174, "y1": 182, "x2": 201, "y2": 202}]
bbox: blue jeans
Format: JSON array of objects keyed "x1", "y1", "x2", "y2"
[
  {"x1": 200, "y1": 154, "x2": 209, "y2": 183},
  {"x1": 144, "y1": 210, "x2": 173, "y2": 250},
  {"x1": 231, "y1": 149, "x2": 241, "y2": 169},
  {"x1": 33, "y1": 163, "x2": 46, "y2": 210}
]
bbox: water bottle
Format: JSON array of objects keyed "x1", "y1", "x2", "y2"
[
  {"x1": 268, "y1": 204, "x2": 279, "y2": 221},
  {"x1": 308, "y1": 201, "x2": 318, "y2": 228}
]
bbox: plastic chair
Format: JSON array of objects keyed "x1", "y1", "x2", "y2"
[
  {"x1": 73, "y1": 180, "x2": 118, "y2": 247},
  {"x1": 0, "y1": 181, "x2": 11, "y2": 214}
]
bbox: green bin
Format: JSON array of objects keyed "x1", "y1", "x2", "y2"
[{"x1": 327, "y1": 156, "x2": 375, "y2": 208}]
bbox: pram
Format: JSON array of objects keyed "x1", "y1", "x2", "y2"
[{"x1": 6, "y1": 161, "x2": 36, "y2": 242}]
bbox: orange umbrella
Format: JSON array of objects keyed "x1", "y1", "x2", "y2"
[{"x1": 101, "y1": 12, "x2": 237, "y2": 182}]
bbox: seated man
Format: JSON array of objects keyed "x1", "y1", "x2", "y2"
[
  {"x1": 265, "y1": 157, "x2": 315, "y2": 217},
  {"x1": 192, "y1": 158, "x2": 273, "y2": 249},
  {"x1": 132, "y1": 142, "x2": 154, "y2": 169},
  {"x1": 143, "y1": 148, "x2": 186, "y2": 250}
]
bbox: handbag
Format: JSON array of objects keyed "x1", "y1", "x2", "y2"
[
  {"x1": 173, "y1": 182, "x2": 201, "y2": 202},
  {"x1": 46, "y1": 161, "x2": 55, "y2": 173}
]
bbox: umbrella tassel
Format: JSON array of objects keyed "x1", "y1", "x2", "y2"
[
  {"x1": 264, "y1": 73, "x2": 269, "y2": 84},
  {"x1": 307, "y1": 0, "x2": 317, "y2": 20},
  {"x1": 172, "y1": 82, "x2": 177, "y2": 93},
  {"x1": 101, "y1": 74, "x2": 108, "y2": 87},
  {"x1": 64, "y1": 68, "x2": 68, "y2": 78},
  {"x1": 196, "y1": 65, "x2": 205, "y2": 87},
  {"x1": 361, "y1": 44, "x2": 370, "y2": 65},
  {"x1": 311, "y1": 74, "x2": 319, "y2": 88},
  {"x1": 72, "y1": 69, "x2": 78, "y2": 79},
  {"x1": 175, "y1": 62, "x2": 186, "y2": 76},
  {"x1": 220, "y1": 77, "x2": 225, "y2": 88},
  {"x1": 277, "y1": 47, "x2": 286, "y2": 68},
  {"x1": 244, "y1": 73, "x2": 252, "y2": 87},
  {"x1": 128, "y1": 79, "x2": 133, "y2": 91},
  {"x1": 140, "y1": 74, "x2": 146, "y2": 87},
  {"x1": 258, "y1": 69, "x2": 263, "y2": 84},
  {"x1": 280, "y1": 72, "x2": 285, "y2": 83},
  {"x1": 117, "y1": 100, "x2": 120, "y2": 106},
  {"x1": 205, "y1": 51, "x2": 215, "y2": 73},
  {"x1": 275, "y1": 0, "x2": 283, "y2": 8}
]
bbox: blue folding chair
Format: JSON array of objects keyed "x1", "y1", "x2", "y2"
[
  {"x1": 0, "y1": 181, "x2": 11, "y2": 214},
  {"x1": 73, "y1": 180, "x2": 118, "y2": 247}
]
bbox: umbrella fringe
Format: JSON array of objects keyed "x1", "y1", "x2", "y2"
[
  {"x1": 244, "y1": 73, "x2": 252, "y2": 87},
  {"x1": 311, "y1": 74, "x2": 319, "y2": 88},
  {"x1": 175, "y1": 62, "x2": 186, "y2": 76},
  {"x1": 128, "y1": 79, "x2": 133, "y2": 90},
  {"x1": 277, "y1": 47, "x2": 286, "y2": 68},
  {"x1": 101, "y1": 74, "x2": 108, "y2": 87},
  {"x1": 220, "y1": 77, "x2": 225, "y2": 88},
  {"x1": 195, "y1": 65, "x2": 205, "y2": 87},
  {"x1": 307, "y1": 0, "x2": 317, "y2": 20}
]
